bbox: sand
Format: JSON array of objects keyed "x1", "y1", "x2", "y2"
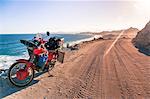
[{"x1": 1, "y1": 31, "x2": 150, "y2": 99}]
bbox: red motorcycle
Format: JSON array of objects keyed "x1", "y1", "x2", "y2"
[{"x1": 8, "y1": 32, "x2": 65, "y2": 87}]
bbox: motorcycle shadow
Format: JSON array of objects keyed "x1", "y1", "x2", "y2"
[{"x1": 0, "y1": 71, "x2": 51, "y2": 98}]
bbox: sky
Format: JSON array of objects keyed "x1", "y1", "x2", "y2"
[{"x1": 0, "y1": 0, "x2": 150, "y2": 34}]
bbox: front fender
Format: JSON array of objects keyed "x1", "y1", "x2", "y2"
[
  {"x1": 16, "y1": 59, "x2": 29, "y2": 63},
  {"x1": 16, "y1": 59, "x2": 36, "y2": 69}
]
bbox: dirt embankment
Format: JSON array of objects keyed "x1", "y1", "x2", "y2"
[{"x1": 132, "y1": 21, "x2": 150, "y2": 55}]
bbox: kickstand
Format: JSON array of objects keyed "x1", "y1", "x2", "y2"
[{"x1": 47, "y1": 70, "x2": 53, "y2": 77}]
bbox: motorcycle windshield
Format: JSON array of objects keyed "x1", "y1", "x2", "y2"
[{"x1": 20, "y1": 39, "x2": 37, "y2": 48}]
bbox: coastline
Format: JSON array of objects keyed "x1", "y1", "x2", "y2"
[{"x1": 64, "y1": 34, "x2": 102, "y2": 47}]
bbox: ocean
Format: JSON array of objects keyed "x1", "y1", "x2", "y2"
[{"x1": 0, "y1": 33, "x2": 93, "y2": 69}]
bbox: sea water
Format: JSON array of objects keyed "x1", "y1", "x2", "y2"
[{"x1": 0, "y1": 33, "x2": 93, "y2": 69}]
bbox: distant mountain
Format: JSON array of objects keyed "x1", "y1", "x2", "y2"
[
  {"x1": 95, "y1": 30, "x2": 122, "y2": 35},
  {"x1": 79, "y1": 32, "x2": 92, "y2": 34},
  {"x1": 79, "y1": 27, "x2": 139, "y2": 40},
  {"x1": 99, "y1": 27, "x2": 139, "y2": 39},
  {"x1": 132, "y1": 21, "x2": 150, "y2": 55},
  {"x1": 123, "y1": 27, "x2": 139, "y2": 38},
  {"x1": 84, "y1": 27, "x2": 138, "y2": 35}
]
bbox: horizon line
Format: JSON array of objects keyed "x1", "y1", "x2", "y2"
[{"x1": 0, "y1": 26, "x2": 140, "y2": 34}]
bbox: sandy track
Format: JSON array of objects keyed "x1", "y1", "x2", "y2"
[{"x1": 5, "y1": 38, "x2": 150, "y2": 99}]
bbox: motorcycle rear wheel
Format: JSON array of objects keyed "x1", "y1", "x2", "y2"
[{"x1": 8, "y1": 61, "x2": 34, "y2": 87}]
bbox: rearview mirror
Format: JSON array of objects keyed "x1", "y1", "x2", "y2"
[{"x1": 46, "y1": 31, "x2": 50, "y2": 36}]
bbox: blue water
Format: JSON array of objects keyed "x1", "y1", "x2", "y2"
[{"x1": 0, "y1": 34, "x2": 92, "y2": 56}]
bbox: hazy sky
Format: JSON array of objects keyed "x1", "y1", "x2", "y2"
[{"x1": 0, "y1": 0, "x2": 150, "y2": 34}]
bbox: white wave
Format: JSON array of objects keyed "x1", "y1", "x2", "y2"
[{"x1": 0, "y1": 53, "x2": 29, "y2": 69}]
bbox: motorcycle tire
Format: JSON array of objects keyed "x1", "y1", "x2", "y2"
[{"x1": 8, "y1": 61, "x2": 34, "y2": 87}]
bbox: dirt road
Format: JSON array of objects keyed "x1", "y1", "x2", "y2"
[{"x1": 5, "y1": 38, "x2": 150, "y2": 98}]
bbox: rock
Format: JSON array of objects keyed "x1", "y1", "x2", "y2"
[
  {"x1": 68, "y1": 44, "x2": 79, "y2": 50},
  {"x1": 132, "y1": 21, "x2": 150, "y2": 55},
  {"x1": 0, "y1": 69, "x2": 8, "y2": 79}
]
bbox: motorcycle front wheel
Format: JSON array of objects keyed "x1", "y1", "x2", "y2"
[{"x1": 8, "y1": 61, "x2": 34, "y2": 87}]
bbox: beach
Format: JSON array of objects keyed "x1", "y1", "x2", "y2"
[{"x1": 1, "y1": 30, "x2": 150, "y2": 98}]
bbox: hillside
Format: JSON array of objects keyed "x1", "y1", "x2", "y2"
[{"x1": 132, "y1": 21, "x2": 150, "y2": 55}]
